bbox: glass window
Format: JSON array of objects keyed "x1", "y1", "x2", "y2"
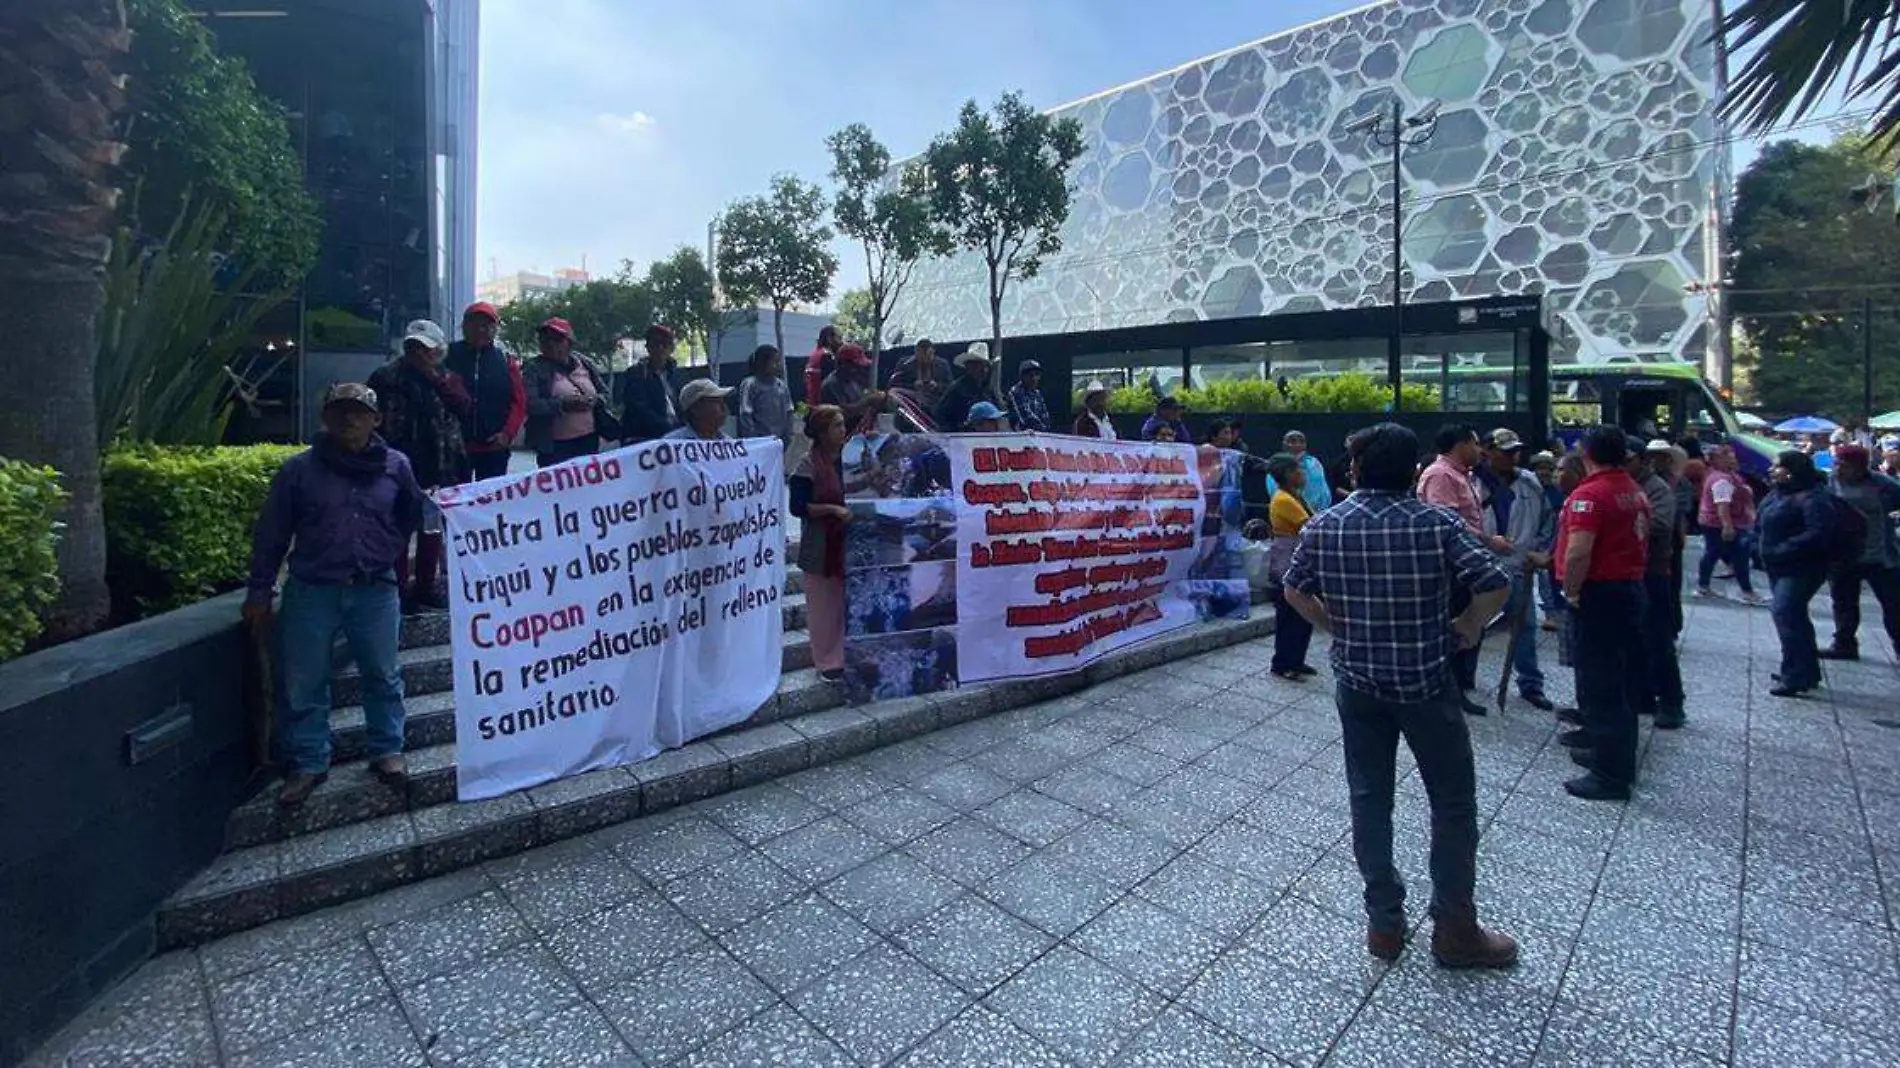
[
  {"x1": 1551, "y1": 375, "x2": 1602, "y2": 427},
  {"x1": 1189, "y1": 343, "x2": 1269, "y2": 387},
  {"x1": 1071, "y1": 349, "x2": 1185, "y2": 396},
  {"x1": 1403, "y1": 332, "x2": 1520, "y2": 413},
  {"x1": 1268, "y1": 337, "x2": 1392, "y2": 411}
]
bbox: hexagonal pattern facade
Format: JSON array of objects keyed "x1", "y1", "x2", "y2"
[{"x1": 889, "y1": 0, "x2": 1720, "y2": 365}]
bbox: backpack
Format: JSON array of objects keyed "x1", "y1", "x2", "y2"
[{"x1": 1814, "y1": 489, "x2": 1868, "y2": 563}]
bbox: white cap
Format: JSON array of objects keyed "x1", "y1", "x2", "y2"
[
  {"x1": 679, "y1": 378, "x2": 734, "y2": 411},
  {"x1": 402, "y1": 319, "x2": 447, "y2": 350},
  {"x1": 1644, "y1": 438, "x2": 1675, "y2": 454},
  {"x1": 1083, "y1": 379, "x2": 1109, "y2": 395}
]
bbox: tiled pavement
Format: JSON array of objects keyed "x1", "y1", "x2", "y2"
[{"x1": 28, "y1": 589, "x2": 1900, "y2": 1067}]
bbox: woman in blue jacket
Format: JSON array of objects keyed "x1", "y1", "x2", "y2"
[{"x1": 1757, "y1": 450, "x2": 1835, "y2": 698}]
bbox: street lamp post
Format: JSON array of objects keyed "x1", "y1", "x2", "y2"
[{"x1": 1347, "y1": 99, "x2": 1440, "y2": 412}]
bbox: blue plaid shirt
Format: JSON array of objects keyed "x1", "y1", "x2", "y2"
[
  {"x1": 1284, "y1": 490, "x2": 1510, "y2": 703},
  {"x1": 1008, "y1": 383, "x2": 1051, "y2": 431}
]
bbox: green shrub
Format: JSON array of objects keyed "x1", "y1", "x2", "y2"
[
  {"x1": 103, "y1": 444, "x2": 301, "y2": 613},
  {"x1": 1175, "y1": 379, "x2": 1283, "y2": 413},
  {"x1": 0, "y1": 459, "x2": 66, "y2": 661}
]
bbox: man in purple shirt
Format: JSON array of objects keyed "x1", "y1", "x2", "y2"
[{"x1": 244, "y1": 383, "x2": 428, "y2": 806}]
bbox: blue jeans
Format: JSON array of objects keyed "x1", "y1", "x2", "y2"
[
  {"x1": 1536, "y1": 569, "x2": 1564, "y2": 617},
  {"x1": 276, "y1": 576, "x2": 405, "y2": 773},
  {"x1": 1335, "y1": 682, "x2": 1479, "y2": 931},
  {"x1": 1507, "y1": 571, "x2": 1546, "y2": 697},
  {"x1": 1697, "y1": 529, "x2": 1756, "y2": 593},
  {"x1": 1769, "y1": 571, "x2": 1827, "y2": 690}
]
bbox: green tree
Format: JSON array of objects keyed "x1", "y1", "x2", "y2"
[
  {"x1": 717, "y1": 174, "x2": 839, "y2": 357},
  {"x1": 644, "y1": 246, "x2": 716, "y2": 361},
  {"x1": 496, "y1": 276, "x2": 655, "y2": 364},
  {"x1": 826, "y1": 123, "x2": 943, "y2": 354},
  {"x1": 921, "y1": 91, "x2": 1084, "y2": 358},
  {"x1": 0, "y1": 0, "x2": 128, "y2": 639},
  {"x1": 832, "y1": 287, "x2": 876, "y2": 346},
  {"x1": 121, "y1": 0, "x2": 320, "y2": 285},
  {"x1": 1721, "y1": 0, "x2": 1900, "y2": 150},
  {"x1": 1729, "y1": 137, "x2": 1900, "y2": 420}
]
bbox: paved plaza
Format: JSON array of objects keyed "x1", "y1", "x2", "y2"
[{"x1": 28, "y1": 590, "x2": 1900, "y2": 1067}]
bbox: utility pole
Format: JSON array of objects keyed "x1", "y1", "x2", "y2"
[
  {"x1": 1347, "y1": 99, "x2": 1440, "y2": 412},
  {"x1": 1865, "y1": 294, "x2": 1875, "y2": 430}
]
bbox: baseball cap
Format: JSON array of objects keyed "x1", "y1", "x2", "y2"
[
  {"x1": 1837, "y1": 443, "x2": 1872, "y2": 466},
  {"x1": 1487, "y1": 428, "x2": 1526, "y2": 451},
  {"x1": 1644, "y1": 438, "x2": 1675, "y2": 455},
  {"x1": 837, "y1": 343, "x2": 871, "y2": 367},
  {"x1": 678, "y1": 379, "x2": 734, "y2": 411},
  {"x1": 402, "y1": 319, "x2": 447, "y2": 350},
  {"x1": 1528, "y1": 450, "x2": 1557, "y2": 467},
  {"x1": 1083, "y1": 379, "x2": 1109, "y2": 395},
  {"x1": 1156, "y1": 395, "x2": 1182, "y2": 410},
  {"x1": 322, "y1": 382, "x2": 378, "y2": 412},
  {"x1": 463, "y1": 301, "x2": 499, "y2": 322},
  {"x1": 966, "y1": 401, "x2": 1006, "y2": 423},
  {"x1": 538, "y1": 317, "x2": 574, "y2": 339},
  {"x1": 1019, "y1": 359, "x2": 1042, "y2": 374}
]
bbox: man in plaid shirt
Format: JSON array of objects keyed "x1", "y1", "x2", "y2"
[{"x1": 1283, "y1": 422, "x2": 1518, "y2": 969}]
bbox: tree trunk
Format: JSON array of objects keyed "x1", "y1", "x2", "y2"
[
  {"x1": 0, "y1": 279, "x2": 113, "y2": 639},
  {"x1": 772, "y1": 304, "x2": 786, "y2": 362}
]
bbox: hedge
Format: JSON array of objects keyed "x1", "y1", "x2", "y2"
[
  {"x1": 103, "y1": 444, "x2": 301, "y2": 612},
  {"x1": 0, "y1": 459, "x2": 66, "y2": 660},
  {"x1": 1096, "y1": 373, "x2": 1441, "y2": 415}
]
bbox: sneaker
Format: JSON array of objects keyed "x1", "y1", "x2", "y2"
[
  {"x1": 1293, "y1": 664, "x2": 1321, "y2": 677},
  {"x1": 1693, "y1": 586, "x2": 1719, "y2": 599},
  {"x1": 1564, "y1": 772, "x2": 1631, "y2": 802},
  {"x1": 1431, "y1": 916, "x2": 1519, "y2": 969},
  {"x1": 1739, "y1": 591, "x2": 1768, "y2": 606},
  {"x1": 277, "y1": 770, "x2": 328, "y2": 808},
  {"x1": 819, "y1": 668, "x2": 845, "y2": 683},
  {"x1": 370, "y1": 754, "x2": 409, "y2": 789},
  {"x1": 1769, "y1": 683, "x2": 1812, "y2": 698},
  {"x1": 1272, "y1": 668, "x2": 1307, "y2": 682},
  {"x1": 1367, "y1": 927, "x2": 1405, "y2": 961}
]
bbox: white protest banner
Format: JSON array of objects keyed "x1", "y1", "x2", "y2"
[
  {"x1": 945, "y1": 433, "x2": 1210, "y2": 682},
  {"x1": 436, "y1": 439, "x2": 786, "y2": 800}
]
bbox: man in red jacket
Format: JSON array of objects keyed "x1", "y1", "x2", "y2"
[
  {"x1": 445, "y1": 302, "x2": 526, "y2": 481},
  {"x1": 803, "y1": 324, "x2": 842, "y2": 408}
]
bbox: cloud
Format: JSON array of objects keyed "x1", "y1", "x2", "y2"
[{"x1": 596, "y1": 111, "x2": 656, "y2": 134}]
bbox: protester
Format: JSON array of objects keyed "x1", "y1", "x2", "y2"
[
  {"x1": 1009, "y1": 360, "x2": 1051, "y2": 432},
  {"x1": 822, "y1": 343, "x2": 885, "y2": 431},
  {"x1": 1206, "y1": 419, "x2": 1241, "y2": 450},
  {"x1": 938, "y1": 342, "x2": 1000, "y2": 431},
  {"x1": 367, "y1": 319, "x2": 469, "y2": 613},
  {"x1": 1529, "y1": 451, "x2": 1566, "y2": 630},
  {"x1": 1418, "y1": 424, "x2": 1510, "y2": 716},
  {"x1": 1153, "y1": 424, "x2": 1180, "y2": 443},
  {"x1": 1265, "y1": 431, "x2": 1335, "y2": 515},
  {"x1": 1483, "y1": 430, "x2": 1562, "y2": 712},
  {"x1": 1631, "y1": 441, "x2": 1685, "y2": 729},
  {"x1": 736, "y1": 345, "x2": 793, "y2": 446},
  {"x1": 665, "y1": 380, "x2": 734, "y2": 441},
  {"x1": 963, "y1": 400, "x2": 1010, "y2": 433},
  {"x1": 1881, "y1": 436, "x2": 1900, "y2": 478},
  {"x1": 244, "y1": 384, "x2": 427, "y2": 806},
  {"x1": 444, "y1": 301, "x2": 525, "y2": 481},
  {"x1": 618, "y1": 324, "x2": 681, "y2": 445},
  {"x1": 1821, "y1": 444, "x2": 1900, "y2": 660},
  {"x1": 888, "y1": 338, "x2": 950, "y2": 416},
  {"x1": 1141, "y1": 396, "x2": 1190, "y2": 442},
  {"x1": 1556, "y1": 426, "x2": 1650, "y2": 802},
  {"x1": 790, "y1": 405, "x2": 850, "y2": 682},
  {"x1": 1265, "y1": 453, "x2": 1316, "y2": 681},
  {"x1": 1282, "y1": 422, "x2": 1517, "y2": 969},
  {"x1": 1695, "y1": 445, "x2": 1765, "y2": 604},
  {"x1": 1664, "y1": 444, "x2": 1693, "y2": 636},
  {"x1": 523, "y1": 318, "x2": 614, "y2": 467},
  {"x1": 1758, "y1": 450, "x2": 1838, "y2": 697},
  {"x1": 804, "y1": 325, "x2": 843, "y2": 408},
  {"x1": 1072, "y1": 381, "x2": 1117, "y2": 439}
]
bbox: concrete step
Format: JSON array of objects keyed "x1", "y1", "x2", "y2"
[
  {"x1": 228, "y1": 666, "x2": 846, "y2": 850},
  {"x1": 157, "y1": 611, "x2": 1274, "y2": 949},
  {"x1": 331, "y1": 597, "x2": 810, "y2": 707}
]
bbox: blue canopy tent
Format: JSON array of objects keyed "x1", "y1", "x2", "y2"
[{"x1": 1773, "y1": 415, "x2": 1840, "y2": 434}]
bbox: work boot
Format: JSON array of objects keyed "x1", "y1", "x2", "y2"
[
  {"x1": 370, "y1": 754, "x2": 409, "y2": 789},
  {"x1": 1564, "y1": 772, "x2": 1631, "y2": 802},
  {"x1": 1367, "y1": 927, "x2": 1405, "y2": 961},
  {"x1": 1431, "y1": 915, "x2": 1518, "y2": 969},
  {"x1": 277, "y1": 770, "x2": 327, "y2": 808},
  {"x1": 1817, "y1": 645, "x2": 1859, "y2": 661}
]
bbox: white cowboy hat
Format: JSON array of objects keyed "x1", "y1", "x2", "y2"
[{"x1": 953, "y1": 342, "x2": 992, "y2": 368}]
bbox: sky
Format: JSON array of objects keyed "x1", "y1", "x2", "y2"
[
  {"x1": 474, "y1": 0, "x2": 1365, "y2": 288},
  {"x1": 473, "y1": 0, "x2": 1851, "y2": 297}
]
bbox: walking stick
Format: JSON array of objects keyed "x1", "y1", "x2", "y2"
[{"x1": 1495, "y1": 570, "x2": 1532, "y2": 714}]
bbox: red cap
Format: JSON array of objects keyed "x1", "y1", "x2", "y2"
[
  {"x1": 837, "y1": 343, "x2": 871, "y2": 366},
  {"x1": 463, "y1": 301, "x2": 499, "y2": 322},
  {"x1": 1837, "y1": 443, "x2": 1871, "y2": 466},
  {"x1": 538, "y1": 317, "x2": 574, "y2": 339}
]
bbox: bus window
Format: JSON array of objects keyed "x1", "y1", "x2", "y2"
[
  {"x1": 1617, "y1": 387, "x2": 1675, "y2": 440},
  {"x1": 1551, "y1": 376, "x2": 1601, "y2": 428}
]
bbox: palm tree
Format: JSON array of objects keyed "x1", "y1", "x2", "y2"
[
  {"x1": 1721, "y1": 0, "x2": 1900, "y2": 148},
  {"x1": 0, "y1": 1, "x2": 129, "y2": 638}
]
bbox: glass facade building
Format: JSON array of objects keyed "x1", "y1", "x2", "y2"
[
  {"x1": 190, "y1": 0, "x2": 479, "y2": 438},
  {"x1": 890, "y1": 0, "x2": 1723, "y2": 374}
]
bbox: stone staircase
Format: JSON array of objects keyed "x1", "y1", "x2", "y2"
[{"x1": 157, "y1": 564, "x2": 1274, "y2": 948}]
